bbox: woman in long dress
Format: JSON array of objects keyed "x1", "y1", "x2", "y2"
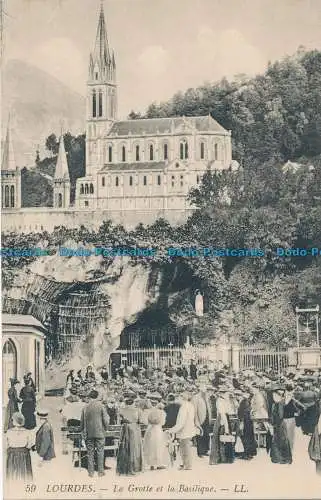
[
  {"x1": 19, "y1": 377, "x2": 36, "y2": 430},
  {"x1": 237, "y1": 390, "x2": 257, "y2": 460},
  {"x1": 4, "y1": 378, "x2": 21, "y2": 432},
  {"x1": 308, "y1": 399, "x2": 321, "y2": 476},
  {"x1": 143, "y1": 403, "x2": 169, "y2": 470},
  {"x1": 269, "y1": 388, "x2": 292, "y2": 464},
  {"x1": 283, "y1": 384, "x2": 301, "y2": 454},
  {"x1": 6, "y1": 412, "x2": 33, "y2": 482},
  {"x1": 116, "y1": 397, "x2": 143, "y2": 476}
]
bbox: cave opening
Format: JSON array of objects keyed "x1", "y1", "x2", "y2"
[{"x1": 119, "y1": 306, "x2": 186, "y2": 349}]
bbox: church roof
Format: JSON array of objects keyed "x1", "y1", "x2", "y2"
[
  {"x1": 107, "y1": 115, "x2": 227, "y2": 137},
  {"x1": 100, "y1": 161, "x2": 167, "y2": 172},
  {"x1": 1, "y1": 115, "x2": 16, "y2": 171},
  {"x1": 54, "y1": 135, "x2": 70, "y2": 180}
]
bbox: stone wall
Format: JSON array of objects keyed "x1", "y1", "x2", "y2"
[{"x1": 1, "y1": 207, "x2": 193, "y2": 233}]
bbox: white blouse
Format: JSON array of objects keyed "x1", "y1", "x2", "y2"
[{"x1": 6, "y1": 428, "x2": 33, "y2": 448}]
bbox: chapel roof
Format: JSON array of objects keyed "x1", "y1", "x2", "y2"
[{"x1": 107, "y1": 115, "x2": 227, "y2": 137}]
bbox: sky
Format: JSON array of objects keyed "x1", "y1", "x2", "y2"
[{"x1": 3, "y1": 0, "x2": 321, "y2": 118}]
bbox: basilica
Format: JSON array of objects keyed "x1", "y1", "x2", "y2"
[{"x1": 1, "y1": 4, "x2": 235, "y2": 233}]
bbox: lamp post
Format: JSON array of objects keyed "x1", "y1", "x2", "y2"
[{"x1": 295, "y1": 306, "x2": 320, "y2": 347}]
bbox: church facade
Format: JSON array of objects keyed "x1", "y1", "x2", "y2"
[{"x1": 1, "y1": 5, "x2": 235, "y2": 234}]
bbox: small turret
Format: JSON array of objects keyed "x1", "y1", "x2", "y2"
[{"x1": 53, "y1": 133, "x2": 70, "y2": 208}]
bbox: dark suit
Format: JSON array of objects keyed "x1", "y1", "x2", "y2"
[
  {"x1": 80, "y1": 400, "x2": 109, "y2": 475},
  {"x1": 35, "y1": 421, "x2": 56, "y2": 461},
  {"x1": 164, "y1": 402, "x2": 180, "y2": 429},
  {"x1": 192, "y1": 392, "x2": 211, "y2": 456}
]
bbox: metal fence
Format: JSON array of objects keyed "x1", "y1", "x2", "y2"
[
  {"x1": 239, "y1": 347, "x2": 289, "y2": 372},
  {"x1": 110, "y1": 345, "x2": 224, "y2": 370}
]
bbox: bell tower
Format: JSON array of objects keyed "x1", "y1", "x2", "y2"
[{"x1": 86, "y1": 3, "x2": 117, "y2": 176}]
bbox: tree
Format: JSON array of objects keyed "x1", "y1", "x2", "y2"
[{"x1": 45, "y1": 133, "x2": 59, "y2": 156}]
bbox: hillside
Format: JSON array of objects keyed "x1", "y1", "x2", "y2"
[
  {"x1": 131, "y1": 48, "x2": 321, "y2": 168},
  {"x1": 2, "y1": 59, "x2": 85, "y2": 166}
]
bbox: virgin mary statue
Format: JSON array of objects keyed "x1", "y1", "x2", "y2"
[{"x1": 195, "y1": 290, "x2": 204, "y2": 317}]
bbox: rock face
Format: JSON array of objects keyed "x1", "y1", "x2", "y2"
[{"x1": 6, "y1": 242, "x2": 165, "y2": 388}]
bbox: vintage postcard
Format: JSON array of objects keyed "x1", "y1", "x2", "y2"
[{"x1": 1, "y1": 0, "x2": 321, "y2": 498}]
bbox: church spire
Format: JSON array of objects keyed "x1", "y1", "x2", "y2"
[
  {"x1": 54, "y1": 133, "x2": 70, "y2": 180},
  {"x1": 89, "y1": 2, "x2": 113, "y2": 80},
  {"x1": 2, "y1": 114, "x2": 16, "y2": 171}
]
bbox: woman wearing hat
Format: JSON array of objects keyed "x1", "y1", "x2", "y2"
[
  {"x1": 116, "y1": 397, "x2": 143, "y2": 476},
  {"x1": 4, "y1": 378, "x2": 21, "y2": 432},
  {"x1": 269, "y1": 386, "x2": 292, "y2": 464},
  {"x1": 19, "y1": 377, "x2": 36, "y2": 430},
  {"x1": 143, "y1": 402, "x2": 169, "y2": 471},
  {"x1": 6, "y1": 412, "x2": 33, "y2": 482}
]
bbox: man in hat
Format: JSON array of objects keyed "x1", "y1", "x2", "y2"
[
  {"x1": 167, "y1": 391, "x2": 197, "y2": 470},
  {"x1": 80, "y1": 389, "x2": 109, "y2": 477},
  {"x1": 35, "y1": 410, "x2": 56, "y2": 465},
  {"x1": 192, "y1": 384, "x2": 212, "y2": 457}
]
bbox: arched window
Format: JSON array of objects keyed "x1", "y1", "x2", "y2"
[
  {"x1": 10, "y1": 185, "x2": 15, "y2": 207},
  {"x1": 143, "y1": 175, "x2": 147, "y2": 186},
  {"x1": 89, "y1": 183, "x2": 94, "y2": 194},
  {"x1": 3, "y1": 339, "x2": 17, "y2": 398},
  {"x1": 98, "y1": 90, "x2": 103, "y2": 117},
  {"x1": 129, "y1": 176, "x2": 133, "y2": 186},
  {"x1": 122, "y1": 146, "x2": 126, "y2": 162},
  {"x1": 163, "y1": 143, "x2": 168, "y2": 160},
  {"x1": 214, "y1": 143, "x2": 218, "y2": 160},
  {"x1": 85, "y1": 184, "x2": 89, "y2": 194},
  {"x1": 102, "y1": 177, "x2": 105, "y2": 187},
  {"x1": 115, "y1": 176, "x2": 119, "y2": 187},
  {"x1": 196, "y1": 175, "x2": 200, "y2": 184},
  {"x1": 200, "y1": 142, "x2": 205, "y2": 160},
  {"x1": 180, "y1": 140, "x2": 188, "y2": 160},
  {"x1": 92, "y1": 90, "x2": 97, "y2": 118},
  {"x1": 108, "y1": 145, "x2": 112, "y2": 163},
  {"x1": 80, "y1": 184, "x2": 84, "y2": 194},
  {"x1": 171, "y1": 175, "x2": 175, "y2": 188},
  {"x1": 4, "y1": 185, "x2": 9, "y2": 207},
  {"x1": 149, "y1": 144, "x2": 154, "y2": 161},
  {"x1": 157, "y1": 175, "x2": 161, "y2": 186},
  {"x1": 136, "y1": 145, "x2": 140, "y2": 161},
  {"x1": 58, "y1": 193, "x2": 63, "y2": 207},
  {"x1": 180, "y1": 142, "x2": 184, "y2": 160},
  {"x1": 180, "y1": 175, "x2": 184, "y2": 187}
]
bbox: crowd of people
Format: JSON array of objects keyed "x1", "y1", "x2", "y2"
[
  {"x1": 60, "y1": 360, "x2": 321, "y2": 478},
  {"x1": 4, "y1": 372, "x2": 56, "y2": 484}
]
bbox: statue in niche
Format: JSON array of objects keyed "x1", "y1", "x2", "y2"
[{"x1": 195, "y1": 290, "x2": 204, "y2": 317}]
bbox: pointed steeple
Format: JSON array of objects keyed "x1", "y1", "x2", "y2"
[
  {"x1": 93, "y1": 2, "x2": 111, "y2": 68},
  {"x1": 54, "y1": 134, "x2": 70, "y2": 180},
  {"x1": 2, "y1": 115, "x2": 16, "y2": 171}
]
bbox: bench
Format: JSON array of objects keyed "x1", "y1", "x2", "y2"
[{"x1": 62, "y1": 424, "x2": 147, "y2": 469}]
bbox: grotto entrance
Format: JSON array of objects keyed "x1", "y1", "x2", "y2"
[
  {"x1": 109, "y1": 307, "x2": 187, "y2": 371},
  {"x1": 119, "y1": 308, "x2": 185, "y2": 349}
]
